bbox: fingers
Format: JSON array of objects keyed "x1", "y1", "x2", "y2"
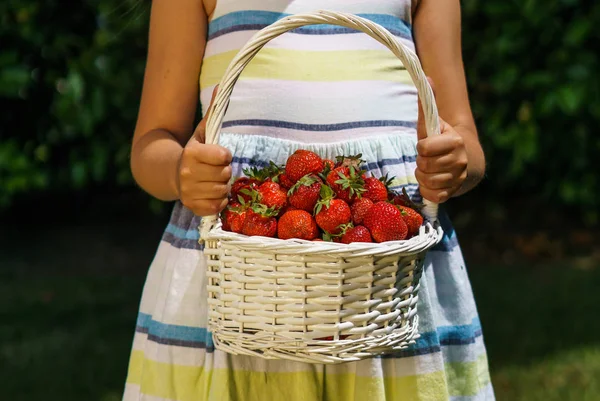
[
  {"x1": 180, "y1": 161, "x2": 232, "y2": 184},
  {"x1": 193, "y1": 85, "x2": 220, "y2": 143},
  {"x1": 416, "y1": 153, "x2": 462, "y2": 174},
  {"x1": 179, "y1": 181, "x2": 230, "y2": 201},
  {"x1": 418, "y1": 186, "x2": 450, "y2": 204},
  {"x1": 181, "y1": 197, "x2": 230, "y2": 217},
  {"x1": 416, "y1": 167, "x2": 467, "y2": 203},
  {"x1": 415, "y1": 170, "x2": 457, "y2": 190},
  {"x1": 187, "y1": 142, "x2": 233, "y2": 166},
  {"x1": 416, "y1": 125, "x2": 465, "y2": 157}
]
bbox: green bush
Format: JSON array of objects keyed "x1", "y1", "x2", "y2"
[
  {"x1": 1, "y1": 0, "x2": 599, "y2": 215},
  {"x1": 0, "y1": 0, "x2": 149, "y2": 207},
  {"x1": 462, "y1": 0, "x2": 600, "y2": 214}
]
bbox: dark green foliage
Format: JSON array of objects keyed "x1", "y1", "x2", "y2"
[
  {"x1": 462, "y1": 0, "x2": 600, "y2": 213},
  {"x1": 0, "y1": 0, "x2": 149, "y2": 207},
  {"x1": 1, "y1": 0, "x2": 599, "y2": 213}
]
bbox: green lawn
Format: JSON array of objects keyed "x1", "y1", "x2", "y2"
[
  {"x1": 469, "y1": 263, "x2": 600, "y2": 401},
  {"x1": 1, "y1": 260, "x2": 598, "y2": 400}
]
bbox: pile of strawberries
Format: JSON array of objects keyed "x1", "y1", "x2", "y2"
[{"x1": 220, "y1": 149, "x2": 424, "y2": 244}]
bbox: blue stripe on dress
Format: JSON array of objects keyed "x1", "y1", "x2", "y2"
[
  {"x1": 136, "y1": 313, "x2": 482, "y2": 356},
  {"x1": 162, "y1": 232, "x2": 204, "y2": 250},
  {"x1": 208, "y1": 12, "x2": 413, "y2": 40},
  {"x1": 221, "y1": 119, "x2": 416, "y2": 132},
  {"x1": 136, "y1": 313, "x2": 215, "y2": 349},
  {"x1": 165, "y1": 223, "x2": 200, "y2": 240}
]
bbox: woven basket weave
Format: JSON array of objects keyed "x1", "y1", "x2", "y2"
[{"x1": 199, "y1": 10, "x2": 444, "y2": 364}]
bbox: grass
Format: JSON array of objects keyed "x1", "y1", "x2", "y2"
[
  {"x1": 0, "y1": 271, "x2": 143, "y2": 401},
  {"x1": 1, "y1": 215, "x2": 599, "y2": 400},
  {"x1": 468, "y1": 262, "x2": 600, "y2": 400}
]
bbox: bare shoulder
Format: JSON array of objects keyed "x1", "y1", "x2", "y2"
[{"x1": 133, "y1": 0, "x2": 209, "y2": 146}]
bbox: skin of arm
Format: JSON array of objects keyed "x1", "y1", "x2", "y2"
[
  {"x1": 130, "y1": 0, "x2": 232, "y2": 216},
  {"x1": 412, "y1": 0, "x2": 486, "y2": 203}
]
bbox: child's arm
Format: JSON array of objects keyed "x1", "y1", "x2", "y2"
[
  {"x1": 130, "y1": 0, "x2": 232, "y2": 215},
  {"x1": 412, "y1": 0, "x2": 486, "y2": 203}
]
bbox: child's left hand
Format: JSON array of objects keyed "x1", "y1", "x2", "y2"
[{"x1": 415, "y1": 80, "x2": 468, "y2": 204}]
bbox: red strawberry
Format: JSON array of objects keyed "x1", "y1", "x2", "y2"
[
  {"x1": 231, "y1": 177, "x2": 260, "y2": 203},
  {"x1": 334, "y1": 153, "x2": 364, "y2": 169},
  {"x1": 278, "y1": 210, "x2": 319, "y2": 240},
  {"x1": 230, "y1": 211, "x2": 247, "y2": 233},
  {"x1": 350, "y1": 197, "x2": 374, "y2": 225},
  {"x1": 326, "y1": 166, "x2": 365, "y2": 203},
  {"x1": 220, "y1": 201, "x2": 240, "y2": 231},
  {"x1": 323, "y1": 159, "x2": 335, "y2": 169},
  {"x1": 285, "y1": 150, "x2": 324, "y2": 183},
  {"x1": 363, "y1": 177, "x2": 388, "y2": 202},
  {"x1": 314, "y1": 186, "x2": 351, "y2": 235},
  {"x1": 390, "y1": 187, "x2": 423, "y2": 210},
  {"x1": 288, "y1": 174, "x2": 322, "y2": 212},
  {"x1": 390, "y1": 193, "x2": 409, "y2": 207},
  {"x1": 340, "y1": 225, "x2": 372, "y2": 244},
  {"x1": 257, "y1": 181, "x2": 287, "y2": 211},
  {"x1": 278, "y1": 172, "x2": 295, "y2": 190},
  {"x1": 241, "y1": 205, "x2": 278, "y2": 237},
  {"x1": 398, "y1": 206, "x2": 423, "y2": 237},
  {"x1": 224, "y1": 203, "x2": 249, "y2": 234},
  {"x1": 279, "y1": 203, "x2": 298, "y2": 215},
  {"x1": 243, "y1": 162, "x2": 282, "y2": 183},
  {"x1": 363, "y1": 202, "x2": 408, "y2": 242}
]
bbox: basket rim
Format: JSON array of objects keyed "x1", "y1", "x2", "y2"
[{"x1": 202, "y1": 221, "x2": 443, "y2": 256}]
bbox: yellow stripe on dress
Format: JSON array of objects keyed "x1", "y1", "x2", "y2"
[
  {"x1": 200, "y1": 49, "x2": 413, "y2": 89},
  {"x1": 127, "y1": 350, "x2": 491, "y2": 401}
]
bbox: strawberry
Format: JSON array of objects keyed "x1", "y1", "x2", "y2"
[
  {"x1": 314, "y1": 185, "x2": 351, "y2": 234},
  {"x1": 278, "y1": 210, "x2": 319, "y2": 240},
  {"x1": 363, "y1": 201, "x2": 408, "y2": 242},
  {"x1": 256, "y1": 181, "x2": 287, "y2": 212},
  {"x1": 335, "y1": 153, "x2": 364, "y2": 169},
  {"x1": 390, "y1": 187, "x2": 423, "y2": 210},
  {"x1": 323, "y1": 159, "x2": 335, "y2": 170},
  {"x1": 288, "y1": 174, "x2": 322, "y2": 212},
  {"x1": 241, "y1": 204, "x2": 278, "y2": 237},
  {"x1": 244, "y1": 162, "x2": 282, "y2": 183},
  {"x1": 363, "y1": 177, "x2": 388, "y2": 202},
  {"x1": 340, "y1": 224, "x2": 372, "y2": 244},
  {"x1": 223, "y1": 202, "x2": 249, "y2": 234},
  {"x1": 231, "y1": 177, "x2": 260, "y2": 203},
  {"x1": 279, "y1": 203, "x2": 298, "y2": 215},
  {"x1": 285, "y1": 150, "x2": 324, "y2": 183},
  {"x1": 390, "y1": 193, "x2": 409, "y2": 207},
  {"x1": 230, "y1": 210, "x2": 248, "y2": 233},
  {"x1": 278, "y1": 172, "x2": 295, "y2": 190},
  {"x1": 398, "y1": 206, "x2": 423, "y2": 237},
  {"x1": 326, "y1": 166, "x2": 365, "y2": 203},
  {"x1": 220, "y1": 201, "x2": 240, "y2": 231},
  {"x1": 350, "y1": 197, "x2": 374, "y2": 225}
]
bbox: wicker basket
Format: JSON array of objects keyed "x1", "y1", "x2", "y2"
[{"x1": 199, "y1": 10, "x2": 444, "y2": 364}]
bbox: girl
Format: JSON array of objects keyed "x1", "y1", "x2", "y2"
[{"x1": 126, "y1": 0, "x2": 493, "y2": 400}]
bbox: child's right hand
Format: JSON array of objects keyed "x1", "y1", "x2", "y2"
[{"x1": 178, "y1": 90, "x2": 233, "y2": 217}]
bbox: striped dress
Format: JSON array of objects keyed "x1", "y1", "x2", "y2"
[{"x1": 123, "y1": 1, "x2": 495, "y2": 400}]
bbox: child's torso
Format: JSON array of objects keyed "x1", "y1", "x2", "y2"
[{"x1": 200, "y1": 0, "x2": 419, "y2": 143}]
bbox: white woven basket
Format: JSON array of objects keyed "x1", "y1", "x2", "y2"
[{"x1": 199, "y1": 10, "x2": 444, "y2": 364}]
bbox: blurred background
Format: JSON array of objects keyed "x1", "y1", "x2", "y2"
[{"x1": 1, "y1": 0, "x2": 599, "y2": 400}]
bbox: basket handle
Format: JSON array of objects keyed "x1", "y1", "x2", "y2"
[{"x1": 201, "y1": 10, "x2": 440, "y2": 238}]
